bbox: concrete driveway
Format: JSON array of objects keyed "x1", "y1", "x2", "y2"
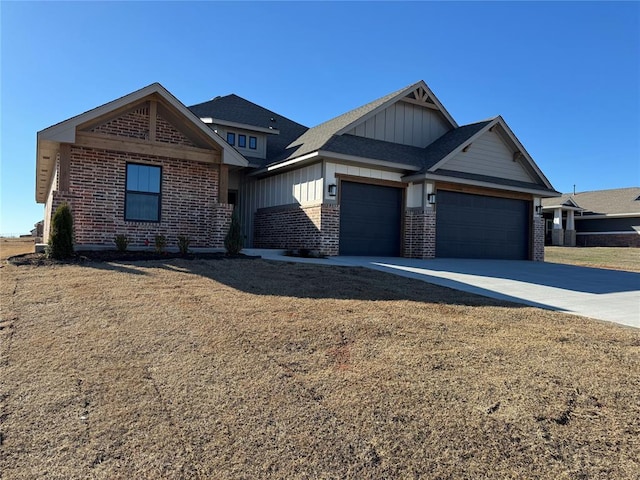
[{"x1": 247, "y1": 250, "x2": 640, "y2": 328}]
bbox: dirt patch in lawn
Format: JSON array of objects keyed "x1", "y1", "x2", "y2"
[{"x1": 1, "y1": 258, "x2": 639, "y2": 479}]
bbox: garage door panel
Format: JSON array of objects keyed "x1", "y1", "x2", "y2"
[
  {"x1": 339, "y1": 182, "x2": 402, "y2": 256},
  {"x1": 436, "y1": 190, "x2": 530, "y2": 259}
]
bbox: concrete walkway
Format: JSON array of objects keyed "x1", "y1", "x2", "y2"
[{"x1": 245, "y1": 249, "x2": 640, "y2": 328}]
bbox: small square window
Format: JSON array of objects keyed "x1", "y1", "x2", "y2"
[
  {"x1": 249, "y1": 136, "x2": 257, "y2": 150},
  {"x1": 226, "y1": 132, "x2": 235, "y2": 145},
  {"x1": 238, "y1": 134, "x2": 246, "y2": 148}
]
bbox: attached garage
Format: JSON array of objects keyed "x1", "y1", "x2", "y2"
[
  {"x1": 339, "y1": 181, "x2": 403, "y2": 256},
  {"x1": 436, "y1": 190, "x2": 531, "y2": 260}
]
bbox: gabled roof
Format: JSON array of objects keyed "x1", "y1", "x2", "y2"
[
  {"x1": 542, "y1": 187, "x2": 640, "y2": 216},
  {"x1": 188, "y1": 94, "x2": 308, "y2": 165},
  {"x1": 410, "y1": 115, "x2": 556, "y2": 192},
  {"x1": 272, "y1": 80, "x2": 457, "y2": 164},
  {"x1": 36, "y1": 83, "x2": 248, "y2": 202}
]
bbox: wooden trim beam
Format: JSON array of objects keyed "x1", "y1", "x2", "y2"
[
  {"x1": 149, "y1": 100, "x2": 157, "y2": 142},
  {"x1": 401, "y1": 97, "x2": 440, "y2": 109},
  {"x1": 218, "y1": 164, "x2": 229, "y2": 203},
  {"x1": 335, "y1": 173, "x2": 407, "y2": 189},
  {"x1": 436, "y1": 181, "x2": 533, "y2": 201},
  {"x1": 59, "y1": 143, "x2": 71, "y2": 191},
  {"x1": 75, "y1": 131, "x2": 220, "y2": 163}
]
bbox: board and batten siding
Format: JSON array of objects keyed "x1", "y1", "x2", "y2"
[
  {"x1": 239, "y1": 162, "x2": 324, "y2": 246},
  {"x1": 325, "y1": 162, "x2": 404, "y2": 200},
  {"x1": 443, "y1": 130, "x2": 534, "y2": 183},
  {"x1": 345, "y1": 101, "x2": 450, "y2": 148}
]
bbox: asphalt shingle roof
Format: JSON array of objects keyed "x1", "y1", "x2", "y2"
[
  {"x1": 419, "y1": 120, "x2": 493, "y2": 173},
  {"x1": 273, "y1": 82, "x2": 419, "y2": 163},
  {"x1": 542, "y1": 188, "x2": 640, "y2": 215},
  {"x1": 188, "y1": 94, "x2": 308, "y2": 165}
]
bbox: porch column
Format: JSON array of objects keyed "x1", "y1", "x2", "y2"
[
  {"x1": 564, "y1": 209, "x2": 576, "y2": 246},
  {"x1": 551, "y1": 207, "x2": 564, "y2": 246}
]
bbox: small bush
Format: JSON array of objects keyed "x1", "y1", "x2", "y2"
[
  {"x1": 47, "y1": 203, "x2": 74, "y2": 259},
  {"x1": 114, "y1": 234, "x2": 130, "y2": 252},
  {"x1": 224, "y1": 209, "x2": 243, "y2": 255},
  {"x1": 177, "y1": 235, "x2": 190, "y2": 255},
  {"x1": 154, "y1": 234, "x2": 167, "y2": 254}
]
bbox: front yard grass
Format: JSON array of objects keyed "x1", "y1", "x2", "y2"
[
  {"x1": 1, "y1": 255, "x2": 639, "y2": 479},
  {"x1": 545, "y1": 246, "x2": 640, "y2": 272}
]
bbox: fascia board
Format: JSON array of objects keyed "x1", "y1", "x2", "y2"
[
  {"x1": 403, "y1": 171, "x2": 561, "y2": 197},
  {"x1": 201, "y1": 117, "x2": 280, "y2": 135}
]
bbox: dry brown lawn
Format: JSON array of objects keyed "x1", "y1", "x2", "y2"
[
  {"x1": 0, "y1": 237, "x2": 35, "y2": 261},
  {"x1": 545, "y1": 246, "x2": 640, "y2": 272},
  {"x1": 1, "y1": 246, "x2": 639, "y2": 478}
]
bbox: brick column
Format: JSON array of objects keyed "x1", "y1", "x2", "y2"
[
  {"x1": 320, "y1": 204, "x2": 340, "y2": 256},
  {"x1": 533, "y1": 216, "x2": 545, "y2": 262},
  {"x1": 403, "y1": 208, "x2": 436, "y2": 259}
]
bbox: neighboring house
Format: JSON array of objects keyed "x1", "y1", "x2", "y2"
[
  {"x1": 541, "y1": 188, "x2": 640, "y2": 247},
  {"x1": 36, "y1": 80, "x2": 559, "y2": 260}
]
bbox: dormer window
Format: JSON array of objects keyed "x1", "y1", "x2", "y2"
[
  {"x1": 238, "y1": 134, "x2": 246, "y2": 148},
  {"x1": 249, "y1": 136, "x2": 257, "y2": 150},
  {"x1": 226, "y1": 132, "x2": 235, "y2": 145}
]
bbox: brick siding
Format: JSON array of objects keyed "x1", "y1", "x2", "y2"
[
  {"x1": 576, "y1": 233, "x2": 640, "y2": 247},
  {"x1": 91, "y1": 105, "x2": 150, "y2": 140},
  {"x1": 402, "y1": 208, "x2": 436, "y2": 259},
  {"x1": 254, "y1": 203, "x2": 340, "y2": 256},
  {"x1": 533, "y1": 216, "x2": 545, "y2": 261},
  {"x1": 45, "y1": 145, "x2": 224, "y2": 249},
  {"x1": 91, "y1": 104, "x2": 196, "y2": 147}
]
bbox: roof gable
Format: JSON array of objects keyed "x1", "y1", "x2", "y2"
[
  {"x1": 275, "y1": 80, "x2": 458, "y2": 164},
  {"x1": 36, "y1": 83, "x2": 248, "y2": 202},
  {"x1": 428, "y1": 116, "x2": 554, "y2": 190}
]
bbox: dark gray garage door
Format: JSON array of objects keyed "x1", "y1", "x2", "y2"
[
  {"x1": 339, "y1": 181, "x2": 402, "y2": 256},
  {"x1": 436, "y1": 190, "x2": 530, "y2": 260}
]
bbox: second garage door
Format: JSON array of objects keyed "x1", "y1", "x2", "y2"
[
  {"x1": 436, "y1": 190, "x2": 530, "y2": 260},
  {"x1": 339, "y1": 181, "x2": 402, "y2": 256}
]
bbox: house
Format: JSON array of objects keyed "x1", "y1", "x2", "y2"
[
  {"x1": 36, "y1": 80, "x2": 559, "y2": 260},
  {"x1": 541, "y1": 188, "x2": 640, "y2": 247}
]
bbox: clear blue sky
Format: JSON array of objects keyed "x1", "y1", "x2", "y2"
[{"x1": 1, "y1": 1, "x2": 638, "y2": 235}]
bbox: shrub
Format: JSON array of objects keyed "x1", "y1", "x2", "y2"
[
  {"x1": 177, "y1": 235, "x2": 190, "y2": 255},
  {"x1": 224, "y1": 209, "x2": 243, "y2": 255},
  {"x1": 114, "y1": 234, "x2": 130, "y2": 252},
  {"x1": 154, "y1": 234, "x2": 167, "y2": 254},
  {"x1": 47, "y1": 203, "x2": 74, "y2": 259}
]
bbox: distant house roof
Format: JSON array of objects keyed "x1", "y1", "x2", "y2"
[
  {"x1": 542, "y1": 187, "x2": 640, "y2": 216},
  {"x1": 188, "y1": 94, "x2": 308, "y2": 165}
]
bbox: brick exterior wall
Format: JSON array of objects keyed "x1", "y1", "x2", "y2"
[
  {"x1": 91, "y1": 104, "x2": 196, "y2": 147},
  {"x1": 211, "y1": 203, "x2": 234, "y2": 248},
  {"x1": 403, "y1": 208, "x2": 436, "y2": 259},
  {"x1": 576, "y1": 233, "x2": 640, "y2": 247},
  {"x1": 254, "y1": 203, "x2": 340, "y2": 255},
  {"x1": 533, "y1": 216, "x2": 545, "y2": 261},
  {"x1": 45, "y1": 145, "x2": 224, "y2": 249},
  {"x1": 155, "y1": 115, "x2": 195, "y2": 146},
  {"x1": 91, "y1": 105, "x2": 150, "y2": 140}
]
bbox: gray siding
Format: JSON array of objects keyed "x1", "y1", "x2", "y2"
[
  {"x1": 443, "y1": 130, "x2": 534, "y2": 182},
  {"x1": 575, "y1": 216, "x2": 640, "y2": 233},
  {"x1": 346, "y1": 101, "x2": 450, "y2": 148}
]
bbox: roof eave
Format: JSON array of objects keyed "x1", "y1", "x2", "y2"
[{"x1": 402, "y1": 171, "x2": 561, "y2": 197}]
